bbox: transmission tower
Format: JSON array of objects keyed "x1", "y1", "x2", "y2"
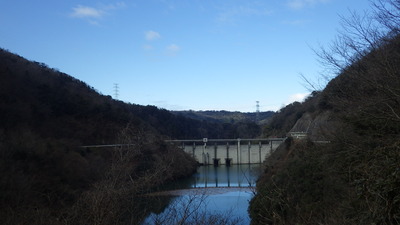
[
  {"x1": 256, "y1": 101, "x2": 260, "y2": 113},
  {"x1": 256, "y1": 101, "x2": 260, "y2": 122},
  {"x1": 113, "y1": 83, "x2": 119, "y2": 99}
]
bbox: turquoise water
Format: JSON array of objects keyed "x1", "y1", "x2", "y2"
[{"x1": 142, "y1": 164, "x2": 263, "y2": 225}]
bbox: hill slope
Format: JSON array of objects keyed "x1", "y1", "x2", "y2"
[
  {"x1": 249, "y1": 29, "x2": 400, "y2": 225},
  {"x1": 0, "y1": 48, "x2": 200, "y2": 224},
  {"x1": 0, "y1": 47, "x2": 269, "y2": 224},
  {"x1": 0, "y1": 48, "x2": 265, "y2": 141},
  {"x1": 172, "y1": 110, "x2": 274, "y2": 124}
]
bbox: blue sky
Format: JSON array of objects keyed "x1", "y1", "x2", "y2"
[{"x1": 1, "y1": 0, "x2": 372, "y2": 112}]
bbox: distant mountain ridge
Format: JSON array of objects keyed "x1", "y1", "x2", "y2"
[
  {"x1": 172, "y1": 110, "x2": 274, "y2": 125},
  {"x1": 0, "y1": 48, "x2": 267, "y2": 141}
]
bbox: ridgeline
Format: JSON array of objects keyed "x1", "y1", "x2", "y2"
[{"x1": 0, "y1": 48, "x2": 271, "y2": 224}]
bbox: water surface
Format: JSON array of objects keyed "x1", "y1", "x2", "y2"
[{"x1": 142, "y1": 164, "x2": 263, "y2": 225}]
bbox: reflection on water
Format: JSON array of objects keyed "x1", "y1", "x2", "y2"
[
  {"x1": 192, "y1": 164, "x2": 262, "y2": 188},
  {"x1": 142, "y1": 164, "x2": 263, "y2": 225}
]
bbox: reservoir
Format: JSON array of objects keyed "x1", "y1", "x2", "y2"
[{"x1": 142, "y1": 164, "x2": 263, "y2": 225}]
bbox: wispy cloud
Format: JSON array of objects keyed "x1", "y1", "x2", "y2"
[
  {"x1": 70, "y1": 5, "x2": 104, "y2": 18},
  {"x1": 217, "y1": 4, "x2": 273, "y2": 24},
  {"x1": 145, "y1": 30, "x2": 161, "y2": 41},
  {"x1": 286, "y1": 0, "x2": 330, "y2": 10},
  {"x1": 69, "y1": 2, "x2": 126, "y2": 24},
  {"x1": 102, "y1": 2, "x2": 126, "y2": 10},
  {"x1": 285, "y1": 92, "x2": 310, "y2": 105},
  {"x1": 142, "y1": 31, "x2": 180, "y2": 57},
  {"x1": 166, "y1": 44, "x2": 181, "y2": 56},
  {"x1": 166, "y1": 44, "x2": 180, "y2": 52},
  {"x1": 282, "y1": 19, "x2": 310, "y2": 26},
  {"x1": 142, "y1": 44, "x2": 154, "y2": 51}
]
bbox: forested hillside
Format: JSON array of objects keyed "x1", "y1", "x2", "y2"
[
  {"x1": 250, "y1": 1, "x2": 400, "y2": 224},
  {"x1": 0, "y1": 45, "x2": 269, "y2": 224},
  {"x1": 0, "y1": 49, "x2": 262, "y2": 142},
  {"x1": 173, "y1": 110, "x2": 274, "y2": 124},
  {"x1": 0, "y1": 48, "x2": 207, "y2": 224}
]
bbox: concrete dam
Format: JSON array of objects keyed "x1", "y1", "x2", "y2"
[{"x1": 166, "y1": 138, "x2": 285, "y2": 166}]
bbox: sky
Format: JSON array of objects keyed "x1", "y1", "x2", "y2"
[{"x1": 0, "y1": 0, "x2": 374, "y2": 112}]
